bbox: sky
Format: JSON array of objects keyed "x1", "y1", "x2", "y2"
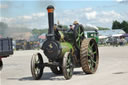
[{"x1": 0, "y1": 0, "x2": 128, "y2": 29}]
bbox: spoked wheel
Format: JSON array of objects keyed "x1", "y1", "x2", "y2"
[
  {"x1": 74, "y1": 24, "x2": 85, "y2": 50},
  {"x1": 63, "y1": 52, "x2": 74, "y2": 80},
  {"x1": 50, "y1": 66, "x2": 63, "y2": 75},
  {"x1": 0, "y1": 60, "x2": 3, "y2": 71},
  {"x1": 31, "y1": 53, "x2": 44, "y2": 80},
  {"x1": 80, "y1": 38, "x2": 99, "y2": 74}
]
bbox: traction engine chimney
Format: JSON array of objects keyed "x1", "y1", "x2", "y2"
[{"x1": 47, "y1": 5, "x2": 55, "y2": 40}]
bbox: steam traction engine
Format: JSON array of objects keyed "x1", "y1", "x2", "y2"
[{"x1": 31, "y1": 5, "x2": 99, "y2": 80}]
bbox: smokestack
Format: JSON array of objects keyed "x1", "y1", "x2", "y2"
[{"x1": 47, "y1": 5, "x2": 54, "y2": 35}]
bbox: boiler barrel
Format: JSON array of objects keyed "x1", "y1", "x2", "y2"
[{"x1": 60, "y1": 42, "x2": 72, "y2": 57}]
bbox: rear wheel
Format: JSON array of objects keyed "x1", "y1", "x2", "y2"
[
  {"x1": 63, "y1": 52, "x2": 74, "y2": 80},
  {"x1": 50, "y1": 66, "x2": 62, "y2": 75},
  {"x1": 31, "y1": 53, "x2": 44, "y2": 80},
  {"x1": 74, "y1": 24, "x2": 85, "y2": 50},
  {"x1": 80, "y1": 38, "x2": 99, "y2": 74}
]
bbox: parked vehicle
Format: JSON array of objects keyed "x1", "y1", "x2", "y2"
[
  {"x1": 0, "y1": 38, "x2": 13, "y2": 70},
  {"x1": 87, "y1": 31, "x2": 99, "y2": 43}
]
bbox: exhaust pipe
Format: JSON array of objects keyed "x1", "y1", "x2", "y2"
[{"x1": 47, "y1": 5, "x2": 55, "y2": 40}]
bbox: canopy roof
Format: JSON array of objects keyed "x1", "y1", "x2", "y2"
[{"x1": 84, "y1": 24, "x2": 98, "y2": 31}]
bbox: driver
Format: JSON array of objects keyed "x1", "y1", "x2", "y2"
[
  {"x1": 54, "y1": 24, "x2": 61, "y2": 41},
  {"x1": 73, "y1": 21, "x2": 79, "y2": 26}
]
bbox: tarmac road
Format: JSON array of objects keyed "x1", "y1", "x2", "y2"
[{"x1": 0, "y1": 46, "x2": 128, "y2": 85}]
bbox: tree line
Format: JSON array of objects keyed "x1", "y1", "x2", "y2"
[
  {"x1": 112, "y1": 20, "x2": 128, "y2": 33},
  {"x1": 32, "y1": 25, "x2": 68, "y2": 35},
  {"x1": 0, "y1": 21, "x2": 110, "y2": 37},
  {"x1": 32, "y1": 25, "x2": 110, "y2": 35}
]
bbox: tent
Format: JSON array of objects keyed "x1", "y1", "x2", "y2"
[
  {"x1": 112, "y1": 34, "x2": 123, "y2": 37},
  {"x1": 121, "y1": 34, "x2": 128, "y2": 37},
  {"x1": 38, "y1": 34, "x2": 46, "y2": 39},
  {"x1": 99, "y1": 36, "x2": 108, "y2": 39}
]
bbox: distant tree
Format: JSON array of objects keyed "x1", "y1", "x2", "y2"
[
  {"x1": 112, "y1": 20, "x2": 128, "y2": 33},
  {"x1": 121, "y1": 21, "x2": 128, "y2": 27},
  {"x1": 97, "y1": 27, "x2": 110, "y2": 30},
  {"x1": 112, "y1": 20, "x2": 121, "y2": 29},
  {"x1": 121, "y1": 21, "x2": 128, "y2": 33},
  {"x1": 41, "y1": 29, "x2": 48, "y2": 33},
  {"x1": 122, "y1": 26, "x2": 128, "y2": 33},
  {"x1": 32, "y1": 25, "x2": 68, "y2": 36},
  {"x1": 32, "y1": 28, "x2": 48, "y2": 35}
]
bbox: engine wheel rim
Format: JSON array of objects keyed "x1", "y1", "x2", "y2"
[
  {"x1": 34, "y1": 55, "x2": 42, "y2": 76},
  {"x1": 66, "y1": 54, "x2": 73, "y2": 77},
  {"x1": 31, "y1": 53, "x2": 43, "y2": 80},
  {"x1": 63, "y1": 52, "x2": 74, "y2": 80},
  {"x1": 88, "y1": 42, "x2": 97, "y2": 72}
]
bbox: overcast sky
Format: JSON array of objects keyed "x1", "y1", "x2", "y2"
[{"x1": 0, "y1": 0, "x2": 128, "y2": 29}]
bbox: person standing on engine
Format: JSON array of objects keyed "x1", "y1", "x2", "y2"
[
  {"x1": 54, "y1": 24, "x2": 60, "y2": 41},
  {"x1": 68, "y1": 25, "x2": 74, "y2": 32}
]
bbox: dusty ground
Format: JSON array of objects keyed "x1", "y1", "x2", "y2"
[{"x1": 0, "y1": 46, "x2": 128, "y2": 85}]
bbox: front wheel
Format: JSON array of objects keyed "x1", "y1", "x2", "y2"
[
  {"x1": 63, "y1": 52, "x2": 74, "y2": 80},
  {"x1": 0, "y1": 60, "x2": 3, "y2": 71},
  {"x1": 31, "y1": 53, "x2": 44, "y2": 80}
]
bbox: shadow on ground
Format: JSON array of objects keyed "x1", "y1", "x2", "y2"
[
  {"x1": 112, "y1": 71, "x2": 128, "y2": 74},
  {"x1": 7, "y1": 71, "x2": 86, "y2": 81}
]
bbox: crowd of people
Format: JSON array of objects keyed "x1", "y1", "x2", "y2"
[{"x1": 101, "y1": 37, "x2": 128, "y2": 46}]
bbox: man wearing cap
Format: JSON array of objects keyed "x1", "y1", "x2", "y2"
[{"x1": 68, "y1": 25, "x2": 74, "y2": 32}]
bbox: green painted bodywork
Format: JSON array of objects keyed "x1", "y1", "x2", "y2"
[{"x1": 60, "y1": 42, "x2": 72, "y2": 57}]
